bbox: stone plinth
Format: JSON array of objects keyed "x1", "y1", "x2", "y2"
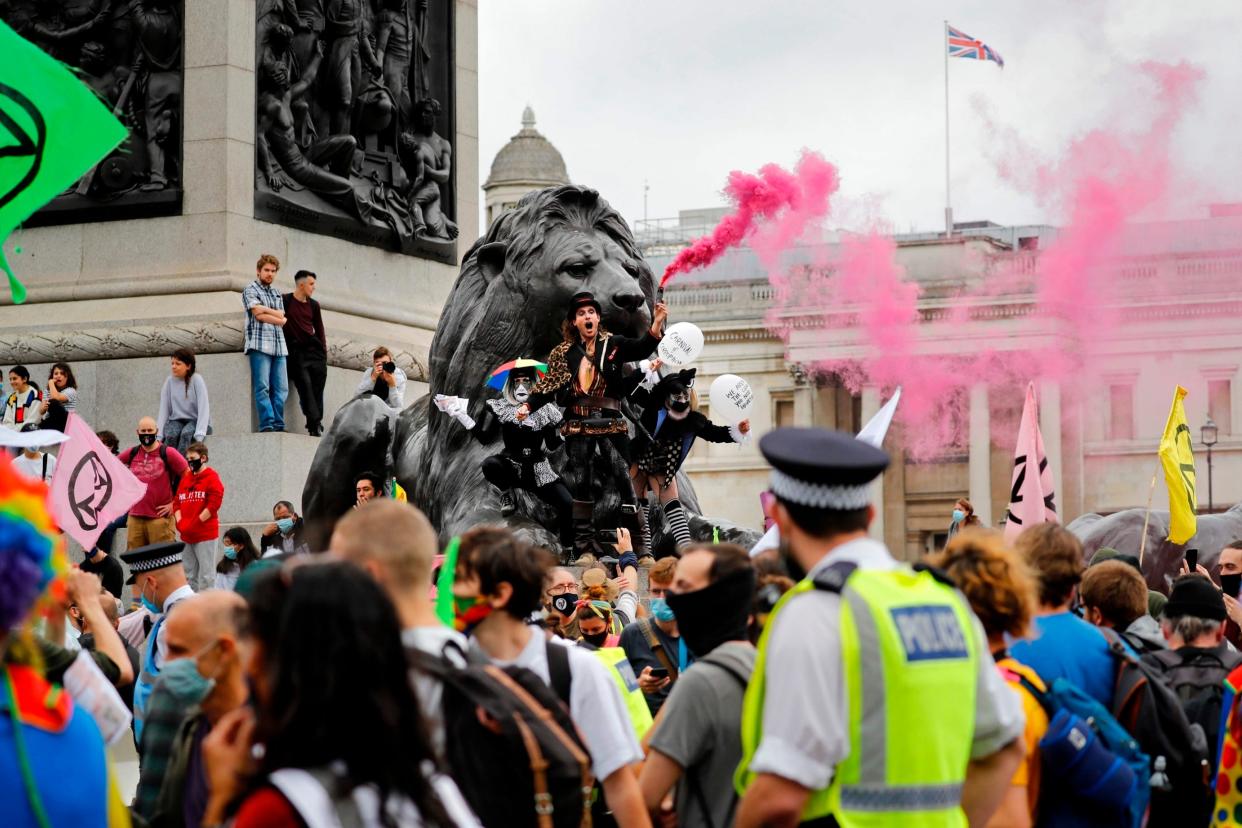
[{"x1": 0, "y1": 0, "x2": 474, "y2": 542}]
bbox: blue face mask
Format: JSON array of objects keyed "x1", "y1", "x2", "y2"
[
  {"x1": 160, "y1": 653, "x2": 216, "y2": 703},
  {"x1": 951, "y1": 509, "x2": 965, "y2": 524},
  {"x1": 276, "y1": 517, "x2": 295, "y2": 534},
  {"x1": 140, "y1": 579, "x2": 161, "y2": 615},
  {"x1": 223, "y1": 545, "x2": 238, "y2": 561},
  {"x1": 650, "y1": 598, "x2": 676, "y2": 623}
]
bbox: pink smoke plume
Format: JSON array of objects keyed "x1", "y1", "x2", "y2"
[
  {"x1": 766, "y1": 60, "x2": 1206, "y2": 459},
  {"x1": 660, "y1": 151, "x2": 840, "y2": 288}
]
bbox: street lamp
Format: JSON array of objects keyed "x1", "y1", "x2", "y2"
[{"x1": 1202, "y1": 417, "x2": 1219, "y2": 512}]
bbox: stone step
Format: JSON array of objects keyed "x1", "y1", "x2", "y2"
[{"x1": 18, "y1": 353, "x2": 426, "y2": 439}]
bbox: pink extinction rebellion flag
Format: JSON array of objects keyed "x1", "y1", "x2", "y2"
[
  {"x1": 1004, "y1": 383, "x2": 1058, "y2": 543},
  {"x1": 49, "y1": 413, "x2": 146, "y2": 550}
]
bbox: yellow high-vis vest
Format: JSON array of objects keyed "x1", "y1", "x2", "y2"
[
  {"x1": 736, "y1": 563, "x2": 979, "y2": 827},
  {"x1": 594, "y1": 646, "x2": 654, "y2": 739}
]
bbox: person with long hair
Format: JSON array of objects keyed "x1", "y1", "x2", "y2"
[
  {"x1": 214, "y1": 527, "x2": 260, "y2": 591},
  {"x1": 37, "y1": 362, "x2": 78, "y2": 432},
  {"x1": 201, "y1": 561, "x2": 479, "y2": 827},
  {"x1": 947, "y1": 497, "x2": 983, "y2": 540},
  {"x1": 928, "y1": 529, "x2": 1045, "y2": 827},
  {"x1": 2, "y1": 365, "x2": 42, "y2": 432},
  {"x1": 158, "y1": 347, "x2": 211, "y2": 454}
]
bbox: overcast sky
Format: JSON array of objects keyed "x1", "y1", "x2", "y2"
[{"x1": 478, "y1": 1, "x2": 1242, "y2": 235}]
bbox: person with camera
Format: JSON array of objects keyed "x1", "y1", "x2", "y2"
[{"x1": 357, "y1": 346, "x2": 407, "y2": 410}]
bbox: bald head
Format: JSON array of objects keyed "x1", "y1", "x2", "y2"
[
  {"x1": 163, "y1": 591, "x2": 248, "y2": 661},
  {"x1": 330, "y1": 499, "x2": 438, "y2": 591}
]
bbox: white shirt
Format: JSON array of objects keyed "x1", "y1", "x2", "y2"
[
  {"x1": 270, "y1": 764, "x2": 481, "y2": 828},
  {"x1": 356, "y1": 365, "x2": 407, "y2": 410},
  {"x1": 489, "y1": 626, "x2": 643, "y2": 781},
  {"x1": 402, "y1": 625, "x2": 468, "y2": 758},
  {"x1": 12, "y1": 451, "x2": 55, "y2": 482},
  {"x1": 749, "y1": 538, "x2": 1025, "y2": 790},
  {"x1": 214, "y1": 568, "x2": 240, "y2": 592}
]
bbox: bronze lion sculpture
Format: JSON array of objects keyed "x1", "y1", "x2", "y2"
[
  {"x1": 1067, "y1": 503, "x2": 1242, "y2": 592},
  {"x1": 302, "y1": 185, "x2": 759, "y2": 552}
]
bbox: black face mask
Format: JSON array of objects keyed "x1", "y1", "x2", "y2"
[
  {"x1": 666, "y1": 567, "x2": 756, "y2": 659},
  {"x1": 551, "y1": 593, "x2": 578, "y2": 616},
  {"x1": 778, "y1": 539, "x2": 807, "y2": 582},
  {"x1": 669, "y1": 399, "x2": 690, "y2": 413},
  {"x1": 581, "y1": 631, "x2": 609, "y2": 648},
  {"x1": 138, "y1": 433, "x2": 157, "y2": 447},
  {"x1": 188, "y1": 458, "x2": 203, "y2": 472}
]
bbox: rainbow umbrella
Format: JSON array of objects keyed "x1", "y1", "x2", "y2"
[{"x1": 486, "y1": 359, "x2": 548, "y2": 391}]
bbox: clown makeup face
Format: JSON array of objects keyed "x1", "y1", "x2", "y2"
[
  {"x1": 667, "y1": 385, "x2": 692, "y2": 420},
  {"x1": 509, "y1": 371, "x2": 534, "y2": 404}
]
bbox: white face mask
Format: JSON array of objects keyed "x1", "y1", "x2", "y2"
[{"x1": 513, "y1": 381, "x2": 531, "y2": 403}]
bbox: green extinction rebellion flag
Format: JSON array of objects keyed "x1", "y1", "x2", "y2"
[{"x1": 0, "y1": 21, "x2": 127, "y2": 303}]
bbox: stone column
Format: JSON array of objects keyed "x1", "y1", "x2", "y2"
[
  {"x1": 861, "y1": 386, "x2": 884, "y2": 540},
  {"x1": 969, "y1": 384, "x2": 993, "y2": 524},
  {"x1": 1040, "y1": 380, "x2": 1064, "y2": 520}
]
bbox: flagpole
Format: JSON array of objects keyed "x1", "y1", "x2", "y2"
[
  {"x1": 944, "y1": 20, "x2": 952, "y2": 237},
  {"x1": 1138, "y1": 470, "x2": 1158, "y2": 565}
]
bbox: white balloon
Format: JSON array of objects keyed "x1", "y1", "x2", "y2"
[
  {"x1": 709, "y1": 374, "x2": 754, "y2": 424},
  {"x1": 657, "y1": 322, "x2": 704, "y2": 367}
]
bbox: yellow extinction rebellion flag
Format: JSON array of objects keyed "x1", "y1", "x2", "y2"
[{"x1": 1158, "y1": 385, "x2": 1197, "y2": 545}]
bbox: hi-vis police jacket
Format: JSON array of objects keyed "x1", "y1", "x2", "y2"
[{"x1": 735, "y1": 538, "x2": 1024, "y2": 826}]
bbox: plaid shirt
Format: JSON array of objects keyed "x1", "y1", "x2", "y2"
[{"x1": 242, "y1": 280, "x2": 287, "y2": 356}]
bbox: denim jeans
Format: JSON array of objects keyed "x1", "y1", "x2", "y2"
[
  {"x1": 162, "y1": 418, "x2": 197, "y2": 454},
  {"x1": 247, "y1": 351, "x2": 288, "y2": 431}
]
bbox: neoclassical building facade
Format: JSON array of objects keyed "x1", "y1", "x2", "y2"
[{"x1": 646, "y1": 211, "x2": 1242, "y2": 559}]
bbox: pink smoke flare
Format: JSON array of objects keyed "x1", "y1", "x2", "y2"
[
  {"x1": 660, "y1": 151, "x2": 840, "y2": 288},
  {"x1": 763, "y1": 60, "x2": 1206, "y2": 460}
]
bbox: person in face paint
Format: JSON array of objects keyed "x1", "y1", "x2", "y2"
[
  {"x1": 630, "y1": 368, "x2": 749, "y2": 557},
  {"x1": 436, "y1": 362, "x2": 575, "y2": 560},
  {"x1": 119, "y1": 540, "x2": 195, "y2": 746},
  {"x1": 131, "y1": 591, "x2": 251, "y2": 826}
]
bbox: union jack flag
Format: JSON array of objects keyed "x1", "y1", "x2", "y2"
[{"x1": 947, "y1": 25, "x2": 1004, "y2": 68}]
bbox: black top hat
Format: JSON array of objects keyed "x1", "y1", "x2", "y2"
[
  {"x1": 567, "y1": 291, "x2": 602, "y2": 321},
  {"x1": 120, "y1": 541, "x2": 185, "y2": 584}
]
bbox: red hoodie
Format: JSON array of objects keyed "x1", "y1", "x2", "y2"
[{"x1": 174, "y1": 465, "x2": 225, "y2": 543}]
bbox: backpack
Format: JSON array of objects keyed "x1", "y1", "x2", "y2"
[
  {"x1": 407, "y1": 641, "x2": 594, "y2": 828},
  {"x1": 1144, "y1": 646, "x2": 1242, "y2": 824},
  {"x1": 1100, "y1": 628, "x2": 1210, "y2": 827},
  {"x1": 1011, "y1": 670, "x2": 1148, "y2": 828},
  {"x1": 126, "y1": 444, "x2": 181, "y2": 495}
]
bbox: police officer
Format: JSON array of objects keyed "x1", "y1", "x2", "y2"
[
  {"x1": 119, "y1": 540, "x2": 194, "y2": 746},
  {"x1": 735, "y1": 427, "x2": 1025, "y2": 828}
]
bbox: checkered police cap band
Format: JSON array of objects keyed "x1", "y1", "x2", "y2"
[
  {"x1": 769, "y1": 468, "x2": 871, "y2": 511},
  {"x1": 131, "y1": 553, "x2": 183, "y2": 573}
]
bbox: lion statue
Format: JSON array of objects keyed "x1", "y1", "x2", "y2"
[
  {"x1": 1067, "y1": 502, "x2": 1242, "y2": 592},
  {"x1": 302, "y1": 184, "x2": 760, "y2": 553}
]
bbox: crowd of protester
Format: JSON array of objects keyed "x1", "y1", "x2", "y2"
[{"x1": 10, "y1": 409, "x2": 1242, "y2": 828}]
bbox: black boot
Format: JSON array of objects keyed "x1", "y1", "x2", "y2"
[
  {"x1": 499, "y1": 489, "x2": 517, "y2": 517},
  {"x1": 572, "y1": 500, "x2": 597, "y2": 565}
]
